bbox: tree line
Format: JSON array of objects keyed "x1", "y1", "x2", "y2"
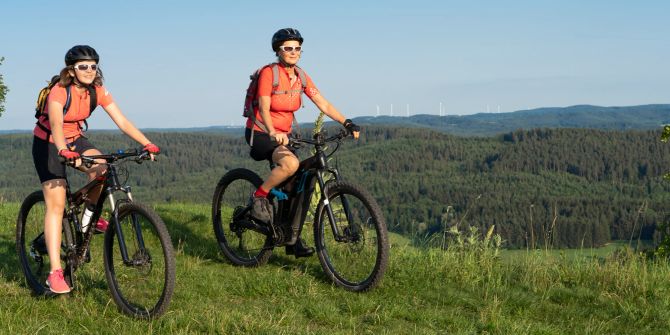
[{"x1": 1, "y1": 126, "x2": 669, "y2": 249}]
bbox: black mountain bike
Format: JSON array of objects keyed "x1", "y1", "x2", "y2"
[
  {"x1": 16, "y1": 149, "x2": 176, "y2": 319},
  {"x1": 212, "y1": 129, "x2": 389, "y2": 292}
]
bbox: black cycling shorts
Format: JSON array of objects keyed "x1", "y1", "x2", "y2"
[
  {"x1": 245, "y1": 128, "x2": 296, "y2": 162},
  {"x1": 32, "y1": 136, "x2": 97, "y2": 183}
]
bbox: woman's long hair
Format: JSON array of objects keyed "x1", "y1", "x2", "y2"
[{"x1": 58, "y1": 65, "x2": 104, "y2": 87}]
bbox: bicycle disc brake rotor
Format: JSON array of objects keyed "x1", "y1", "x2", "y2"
[
  {"x1": 343, "y1": 223, "x2": 365, "y2": 252},
  {"x1": 130, "y1": 249, "x2": 153, "y2": 274}
]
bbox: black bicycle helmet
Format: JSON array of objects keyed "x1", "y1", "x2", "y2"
[
  {"x1": 271, "y1": 28, "x2": 303, "y2": 51},
  {"x1": 65, "y1": 45, "x2": 99, "y2": 65}
]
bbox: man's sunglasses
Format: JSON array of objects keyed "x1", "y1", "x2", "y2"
[
  {"x1": 278, "y1": 46, "x2": 302, "y2": 52},
  {"x1": 74, "y1": 64, "x2": 98, "y2": 71}
]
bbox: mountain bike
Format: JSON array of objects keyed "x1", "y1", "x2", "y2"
[
  {"x1": 212, "y1": 129, "x2": 389, "y2": 292},
  {"x1": 16, "y1": 149, "x2": 176, "y2": 319}
]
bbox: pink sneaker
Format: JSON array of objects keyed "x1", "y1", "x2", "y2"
[
  {"x1": 46, "y1": 269, "x2": 71, "y2": 294},
  {"x1": 95, "y1": 217, "x2": 109, "y2": 234}
]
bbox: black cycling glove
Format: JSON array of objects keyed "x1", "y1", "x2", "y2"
[{"x1": 343, "y1": 119, "x2": 360, "y2": 134}]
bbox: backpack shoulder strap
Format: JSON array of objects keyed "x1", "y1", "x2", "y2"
[
  {"x1": 271, "y1": 63, "x2": 280, "y2": 88},
  {"x1": 88, "y1": 86, "x2": 97, "y2": 114},
  {"x1": 80, "y1": 85, "x2": 97, "y2": 132},
  {"x1": 63, "y1": 85, "x2": 72, "y2": 114},
  {"x1": 295, "y1": 66, "x2": 307, "y2": 89}
]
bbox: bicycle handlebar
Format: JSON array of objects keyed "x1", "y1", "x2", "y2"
[
  {"x1": 60, "y1": 148, "x2": 157, "y2": 168},
  {"x1": 288, "y1": 128, "x2": 350, "y2": 147}
]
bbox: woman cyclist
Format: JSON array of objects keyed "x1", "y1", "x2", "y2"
[
  {"x1": 32, "y1": 45, "x2": 160, "y2": 294},
  {"x1": 246, "y1": 28, "x2": 360, "y2": 258}
]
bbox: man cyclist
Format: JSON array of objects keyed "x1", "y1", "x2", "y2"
[{"x1": 245, "y1": 28, "x2": 360, "y2": 257}]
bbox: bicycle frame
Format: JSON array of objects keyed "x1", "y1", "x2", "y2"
[
  {"x1": 62, "y1": 151, "x2": 149, "y2": 268},
  {"x1": 272, "y1": 131, "x2": 357, "y2": 244}
]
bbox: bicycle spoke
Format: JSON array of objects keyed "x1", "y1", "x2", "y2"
[
  {"x1": 315, "y1": 182, "x2": 389, "y2": 291},
  {"x1": 212, "y1": 169, "x2": 273, "y2": 266},
  {"x1": 104, "y1": 203, "x2": 175, "y2": 318}
]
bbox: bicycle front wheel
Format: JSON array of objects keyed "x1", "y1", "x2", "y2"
[
  {"x1": 16, "y1": 191, "x2": 75, "y2": 296},
  {"x1": 314, "y1": 181, "x2": 389, "y2": 292},
  {"x1": 212, "y1": 168, "x2": 273, "y2": 266},
  {"x1": 103, "y1": 202, "x2": 175, "y2": 319}
]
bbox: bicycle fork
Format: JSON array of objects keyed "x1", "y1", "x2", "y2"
[{"x1": 316, "y1": 171, "x2": 356, "y2": 242}]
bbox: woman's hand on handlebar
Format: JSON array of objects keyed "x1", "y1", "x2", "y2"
[
  {"x1": 59, "y1": 149, "x2": 82, "y2": 167},
  {"x1": 143, "y1": 143, "x2": 160, "y2": 161}
]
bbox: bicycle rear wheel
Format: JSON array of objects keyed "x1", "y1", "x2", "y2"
[
  {"x1": 16, "y1": 191, "x2": 75, "y2": 296},
  {"x1": 103, "y1": 202, "x2": 175, "y2": 319},
  {"x1": 314, "y1": 181, "x2": 389, "y2": 291},
  {"x1": 212, "y1": 168, "x2": 273, "y2": 266}
]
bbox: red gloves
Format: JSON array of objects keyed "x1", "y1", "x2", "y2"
[
  {"x1": 143, "y1": 143, "x2": 160, "y2": 154},
  {"x1": 58, "y1": 149, "x2": 80, "y2": 161}
]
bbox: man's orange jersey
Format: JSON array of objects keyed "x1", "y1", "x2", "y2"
[{"x1": 245, "y1": 64, "x2": 320, "y2": 133}]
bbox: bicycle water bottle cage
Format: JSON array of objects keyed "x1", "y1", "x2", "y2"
[{"x1": 270, "y1": 188, "x2": 289, "y2": 201}]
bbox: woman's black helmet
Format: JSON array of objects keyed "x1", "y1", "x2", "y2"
[
  {"x1": 65, "y1": 45, "x2": 99, "y2": 65},
  {"x1": 271, "y1": 28, "x2": 303, "y2": 51}
]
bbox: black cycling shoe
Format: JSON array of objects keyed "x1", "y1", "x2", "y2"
[{"x1": 285, "y1": 238, "x2": 314, "y2": 258}]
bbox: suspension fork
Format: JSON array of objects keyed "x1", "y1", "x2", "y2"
[
  {"x1": 107, "y1": 176, "x2": 145, "y2": 265},
  {"x1": 319, "y1": 168, "x2": 356, "y2": 240},
  {"x1": 317, "y1": 171, "x2": 349, "y2": 242}
]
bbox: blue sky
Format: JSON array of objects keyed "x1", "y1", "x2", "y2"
[{"x1": 1, "y1": 0, "x2": 668, "y2": 130}]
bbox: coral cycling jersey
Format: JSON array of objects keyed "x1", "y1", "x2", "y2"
[
  {"x1": 245, "y1": 64, "x2": 320, "y2": 133},
  {"x1": 33, "y1": 84, "x2": 114, "y2": 143}
]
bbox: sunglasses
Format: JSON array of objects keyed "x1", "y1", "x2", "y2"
[
  {"x1": 74, "y1": 64, "x2": 98, "y2": 71},
  {"x1": 278, "y1": 46, "x2": 302, "y2": 52}
]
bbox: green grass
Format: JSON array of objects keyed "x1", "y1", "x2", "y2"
[{"x1": 1, "y1": 201, "x2": 670, "y2": 334}]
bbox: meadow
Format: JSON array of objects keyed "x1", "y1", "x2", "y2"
[{"x1": 1, "y1": 201, "x2": 669, "y2": 334}]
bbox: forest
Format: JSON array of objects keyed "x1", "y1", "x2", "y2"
[{"x1": 2, "y1": 126, "x2": 669, "y2": 249}]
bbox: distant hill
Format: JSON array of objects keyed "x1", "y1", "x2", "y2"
[
  {"x1": 351, "y1": 104, "x2": 670, "y2": 136},
  {"x1": 2, "y1": 104, "x2": 668, "y2": 136}
]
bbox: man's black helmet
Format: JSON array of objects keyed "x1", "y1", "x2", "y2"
[
  {"x1": 65, "y1": 45, "x2": 99, "y2": 65},
  {"x1": 272, "y1": 28, "x2": 303, "y2": 51}
]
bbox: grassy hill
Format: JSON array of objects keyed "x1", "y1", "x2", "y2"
[{"x1": 1, "y1": 202, "x2": 669, "y2": 333}]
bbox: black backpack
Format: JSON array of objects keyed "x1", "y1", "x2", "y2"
[{"x1": 35, "y1": 75, "x2": 97, "y2": 137}]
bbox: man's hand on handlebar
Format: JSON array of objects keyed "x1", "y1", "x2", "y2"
[
  {"x1": 343, "y1": 119, "x2": 360, "y2": 139},
  {"x1": 270, "y1": 132, "x2": 290, "y2": 146}
]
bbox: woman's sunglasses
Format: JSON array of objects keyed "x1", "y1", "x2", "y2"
[
  {"x1": 278, "y1": 46, "x2": 302, "y2": 52},
  {"x1": 74, "y1": 64, "x2": 98, "y2": 71}
]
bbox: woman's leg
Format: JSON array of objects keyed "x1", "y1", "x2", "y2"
[{"x1": 42, "y1": 179, "x2": 67, "y2": 272}]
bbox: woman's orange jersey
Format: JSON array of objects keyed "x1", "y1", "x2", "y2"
[{"x1": 33, "y1": 84, "x2": 114, "y2": 143}]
